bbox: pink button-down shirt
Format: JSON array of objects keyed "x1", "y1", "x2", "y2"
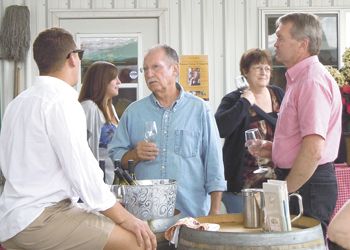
[{"x1": 272, "y1": 56, "x2": 342, "y2": 168}]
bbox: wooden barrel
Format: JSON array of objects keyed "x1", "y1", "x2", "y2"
[
  {"x1": 155, "y1": 232, "x2": 176, "y2": 250},
  {"x1": 148, "y1": 209, "x2": 182, "y2": 250},
  {"x1": 178, "y1": 214, "x2": 326, "y2": 250}
]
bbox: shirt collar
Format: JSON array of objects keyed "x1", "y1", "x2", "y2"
[
  {"x1": 150, "y1": 83, "x2": 184, "y2": 111},
  {"x1": 285, "y1": 55, "x2": 319, "y2": 85},
  {"x1": 35, "y1": 76, "x2": 78, "y2": 98}
]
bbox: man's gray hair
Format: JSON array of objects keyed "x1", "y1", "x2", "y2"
[
  {"x1": 147, "y1": 44, "x2": 179, "y2": 63},
  {"x1": 276, "y1": 12, "x2": 322, "y2": 55}
]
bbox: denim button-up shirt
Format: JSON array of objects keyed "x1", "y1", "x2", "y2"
[{"x1": 109, "y1": 84, "x2": 226, "y2": 217}]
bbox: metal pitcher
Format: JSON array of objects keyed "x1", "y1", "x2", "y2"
[
  {"x1": 242, "y1": 188, "x2": 304, "y2": 230},
  {"x1": 242, "y1": 188, "x2": 265, "y2": 228}
]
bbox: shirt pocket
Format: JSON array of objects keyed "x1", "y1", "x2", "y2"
[{"x1": 174, "y1": 129, "x2": 200, "y2": 158}]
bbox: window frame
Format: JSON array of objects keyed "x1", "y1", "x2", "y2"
[
  {"x1": 76, "y1": 33, "x2": 142, "y2": 117},
  {"x1": 259, "y1": 8, "x2": 341, "y2": 89}
]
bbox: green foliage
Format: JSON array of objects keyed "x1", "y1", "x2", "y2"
[
  {"x1": 342, "y1": 47, "x2": 350, "y2": 67},
  {"x1": 340, "y1": 66, "x2": 350, "y2": 83},
  {"x1": 325, "y1": 65, "x2": 346, "y2": 87}
]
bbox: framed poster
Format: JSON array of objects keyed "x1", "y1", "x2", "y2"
[
  {"x1": 76, "y1": 33, "x2": 142, "y2": 117},
  {"x1": 180, "y1": 55, "x2": 209, "y2": 101}
]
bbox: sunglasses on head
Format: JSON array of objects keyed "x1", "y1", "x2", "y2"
[{"x1": 66, "y1": 49, "x2": 84, "y2": 60}]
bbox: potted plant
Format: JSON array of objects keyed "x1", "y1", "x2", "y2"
[
  {"x1": 340, "y1": 48, "x2": 350, "y2": 132},
  {"x1": 326, "y1": 48, "x2": 350, "y2": 132}
]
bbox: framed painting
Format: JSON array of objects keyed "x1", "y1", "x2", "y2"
[{"x1": 76, "y1": 33, "x2": 142, "y2": 117}]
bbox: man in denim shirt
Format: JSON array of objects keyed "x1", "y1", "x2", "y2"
[{"x1": 108, "y1": 45, "x2": 226, "y2": 217}]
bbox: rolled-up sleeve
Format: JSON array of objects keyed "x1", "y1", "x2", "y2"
[
  {"x1": 202, "y1": 106, "x2": 227, "y2": 193},
  {"x1": 108, "y1": 112, "x2": 132, "y2": 162}
]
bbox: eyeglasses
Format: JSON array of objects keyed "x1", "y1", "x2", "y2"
[
  {"x1": 140, "y1": 63, "x2": 169, "y2": 74},
  {"x1": 66, "y1": 49, "x2": 84, "y2": 60},
  {"x1": 251, "y1": 65, "x2": 271, "y2": 73}
]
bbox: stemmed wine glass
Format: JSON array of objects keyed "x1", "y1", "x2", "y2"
[
  {"x1": 245, "y1": 128, "x2": 268, "y2": 174},
  {"x1": 144, "y1": 121, "x2": 157, "y2": 142},
  {"x1": 235, "y1": 75, "x2": 249, "y2": 92}
]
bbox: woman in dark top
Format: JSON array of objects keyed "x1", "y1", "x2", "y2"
[{"x1": 215, "y1": 48, "x2": 284, "y2": 213}]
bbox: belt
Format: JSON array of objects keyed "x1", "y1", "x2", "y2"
[
  {"x1": 277, "y1": 162, "x2": 333, "y2": 170},
  {"x1": 276, "y1": 162, "x2": 334, "y2": 180}
]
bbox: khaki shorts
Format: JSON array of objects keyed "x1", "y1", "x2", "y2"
[{"x1": 3, "y1": 199, "x2": 115, "y2": 250}]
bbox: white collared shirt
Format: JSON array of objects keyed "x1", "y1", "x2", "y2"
[{"x1": 0, "y1": 76, "x2": 116, "y2": 241}]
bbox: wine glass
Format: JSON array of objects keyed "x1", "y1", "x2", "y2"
[
  {"x1": 244, "y1": 128, "x2": 268, "y2": 174},
  {"x1": 235, "y1": 75, "x2": 249, "y2": 92},
  {"x1": 144, "y1": 121, "x2": 157, "y2": 142}
]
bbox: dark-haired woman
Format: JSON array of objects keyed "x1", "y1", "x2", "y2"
[{"x1": 215, "y1": 48, "x2": 284, "y2": 213}]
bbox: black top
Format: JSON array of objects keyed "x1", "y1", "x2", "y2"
[{"x1": 215, "y1": 85, "x2": 284, "y2": 192}]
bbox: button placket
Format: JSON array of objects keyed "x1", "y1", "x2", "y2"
[{"x1": 159, "y1": 110, "x2": 171, "y2": 178}]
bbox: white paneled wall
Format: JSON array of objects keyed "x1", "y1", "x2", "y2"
[{"x1": 1, "y1": 0, "x2": 350, "y2": 120}]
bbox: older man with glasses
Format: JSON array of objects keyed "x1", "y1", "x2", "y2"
[{"x1": 108, "y1": 44, "x2": 226, "y2": 218}]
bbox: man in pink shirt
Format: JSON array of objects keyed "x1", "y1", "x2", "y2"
[{"x1": 250, "y1": 13, "x2": 342, "y2": 237}]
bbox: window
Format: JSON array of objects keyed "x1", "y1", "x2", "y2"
[
  {"x1": 262, "y1": 12, "x2": 339, "y2": 90},
  {"x1": 77, "y1": 34, "x2": 142, "y2": 117}
]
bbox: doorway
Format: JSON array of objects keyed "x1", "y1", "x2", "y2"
[{"x1": 50, "y1": 9, "x2": 166, "y2": 114}]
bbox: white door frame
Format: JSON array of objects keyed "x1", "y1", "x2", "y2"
[
  {"x1": 48, "y1": 9, "x2": 167, "y2": 44},
  {"x1": 48, "y1": 9, "x2": 167, "y2": 99}
]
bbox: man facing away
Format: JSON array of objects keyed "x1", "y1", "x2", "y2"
[
  {"x1": 0, "y1": 27, "x2": 156, "y2": 250},
  {"x1": 249, "y1": 13, "x2": 342, "y2": 237},
  {"x1": 108, "y1": 44, "x2": 226, "y2": 217}
]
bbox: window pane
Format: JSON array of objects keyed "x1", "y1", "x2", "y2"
[
  {"x1": 80, "y1": 36, "x2": 139, "y2": 83},
  {"x1": 118, "y1": 65, "x2": 139, "y2": 84},
  {"x1": 77, "y1": 34, "x2": 140, "y2": 117},
  {"x1": 271, "y1": 67, "x2": 287, "y2": 90},
  {"x1": 112, "y1": 88, "x2": 137, "y2": 118},
  {"x1": 265, "y1": 14, "x2": 338, "y2": 89}
]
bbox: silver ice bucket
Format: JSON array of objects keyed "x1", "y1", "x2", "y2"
[{"x1": 111, "y1": 179, "x2": 177, "y2": 221}]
